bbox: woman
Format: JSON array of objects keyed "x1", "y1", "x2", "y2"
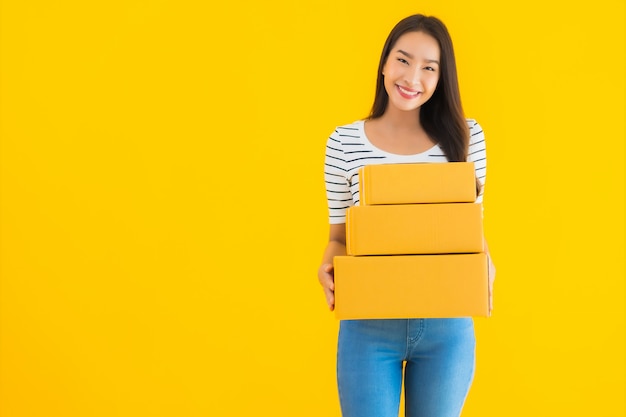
[{"x1": 318, "y1": 14, "x2": 495, "y2": 417}]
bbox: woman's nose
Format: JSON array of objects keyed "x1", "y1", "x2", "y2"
[{"x1": 404, "y1": 67, "x2": 421, "y2": 87}]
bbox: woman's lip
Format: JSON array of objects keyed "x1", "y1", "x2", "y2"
[{"x1": 396, "y1": 85, "x2": 421, "y2": 99}]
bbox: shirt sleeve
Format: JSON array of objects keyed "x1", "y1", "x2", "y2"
[
  {"x1": 324, "y1": 128, "x2": 353, "y2": 224},
  {"x1": 467, "y1": 120, "x2": 487, "y2": 204}
]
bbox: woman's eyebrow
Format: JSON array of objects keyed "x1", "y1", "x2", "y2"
[
  {"x1": 396, "y1": 49, "x2": 414, "y2": 59},
  {"x1": 396, "y1": 49, "x2": 440, "y2": 65}
]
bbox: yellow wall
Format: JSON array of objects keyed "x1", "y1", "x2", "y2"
[{"x1": 1, "y1": 1, "x2": 623, "y2": 416}]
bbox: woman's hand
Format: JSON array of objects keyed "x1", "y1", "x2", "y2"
[
  {"x1": 318, "y1": 263, "x2": 336, "y2": 311},
  {"x1": 318, "y1": 224, "x2": 346, "y2": 312}
]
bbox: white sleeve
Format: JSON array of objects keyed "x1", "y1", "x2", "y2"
[
  {"x1": 324, "y1": 129, "x2": 352, "y2": 224},
  {"x1": 467, "y1": 120, "x2": 487, "y2": 204}
]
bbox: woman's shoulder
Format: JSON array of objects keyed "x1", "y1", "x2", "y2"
[
  {"x1": 465, "y1": 118, "x2": 482, "y2": 131},
  {"x1": 335, "y1": 120, "x2": 364, "y2": 134},
  {"x1": 327, "y1": 120, "x2": 365, "y2": 144},
  {"x1": 466, "y1": 118, "x2": 485, "y2": 145}
]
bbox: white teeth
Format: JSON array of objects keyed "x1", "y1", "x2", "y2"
[{"x1": 398, "y1": 86, "x2": 419, "y2": 96}]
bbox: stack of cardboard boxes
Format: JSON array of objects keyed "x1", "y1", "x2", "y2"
[{"x1": 334, "y1": 162, "x2": 489, "y2": 319}]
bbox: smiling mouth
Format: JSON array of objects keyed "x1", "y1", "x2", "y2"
[{"x1": 396, "y1": 85, "x2": 421, "y2": 99}]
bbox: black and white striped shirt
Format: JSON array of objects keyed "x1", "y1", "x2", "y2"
[{"x1": 324, "y1": 119, "x2": 487, "y2": 224}]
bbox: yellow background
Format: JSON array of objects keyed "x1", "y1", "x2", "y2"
[{"x1": 1, "y1": 0, "x2": 624, "y2": 416}]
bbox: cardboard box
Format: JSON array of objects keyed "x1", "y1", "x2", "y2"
[
  {"x1": 346, "y1": 203, "x2": 483, "y2": 256},
  {"x1": 359, "y1": 162, "x2": 476, "y2": 205},
  {"x1": 334, "y1": 253, "x2": 489, "y2": 319}
]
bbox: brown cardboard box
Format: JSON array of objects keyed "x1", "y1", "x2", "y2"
[
  {"x1": 358, "y1": 162, "x2": 476, "y2": 205},
  {"x1": 334, "y1": 253, "x2": 489, "y2": 319},
  {"x1": 346, "y1": 203, "x2": 483, "y2": 256}
]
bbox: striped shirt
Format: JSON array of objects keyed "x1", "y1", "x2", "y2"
[{"x1": 324, "y1": 119, "x2": 487, "y2": 224}]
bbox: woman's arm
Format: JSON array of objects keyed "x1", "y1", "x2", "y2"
[{"x1": 318, "y1": 223, "x2": 347, "y2": 311}]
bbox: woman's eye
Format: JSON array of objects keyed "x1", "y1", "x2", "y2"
[
  {"x1": 424, "y1": 66, "x2": 435, "y2": 71},
  {"x1": 397, "y1": 58, "x2": 409, "y2": 65}
]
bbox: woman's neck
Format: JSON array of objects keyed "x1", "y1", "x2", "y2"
[
  {"x1": 377, "y1": 107, "x2": 422, "y2": 133},
  {"x1": 365, "y1": 107, "x2": 436, "y2": 155}
]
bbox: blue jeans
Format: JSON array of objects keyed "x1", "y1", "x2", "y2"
[{"x1": 337, "y1": 318, "x2": 475, "y2": 417}]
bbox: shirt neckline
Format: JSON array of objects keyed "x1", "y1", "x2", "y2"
[{"x1": 358, "y1": 120, "x2": 440, "y2": 158}]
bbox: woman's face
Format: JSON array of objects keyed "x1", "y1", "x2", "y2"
[{"x1": 382, "y1": 31, "x2": 441, "y2": 113}]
